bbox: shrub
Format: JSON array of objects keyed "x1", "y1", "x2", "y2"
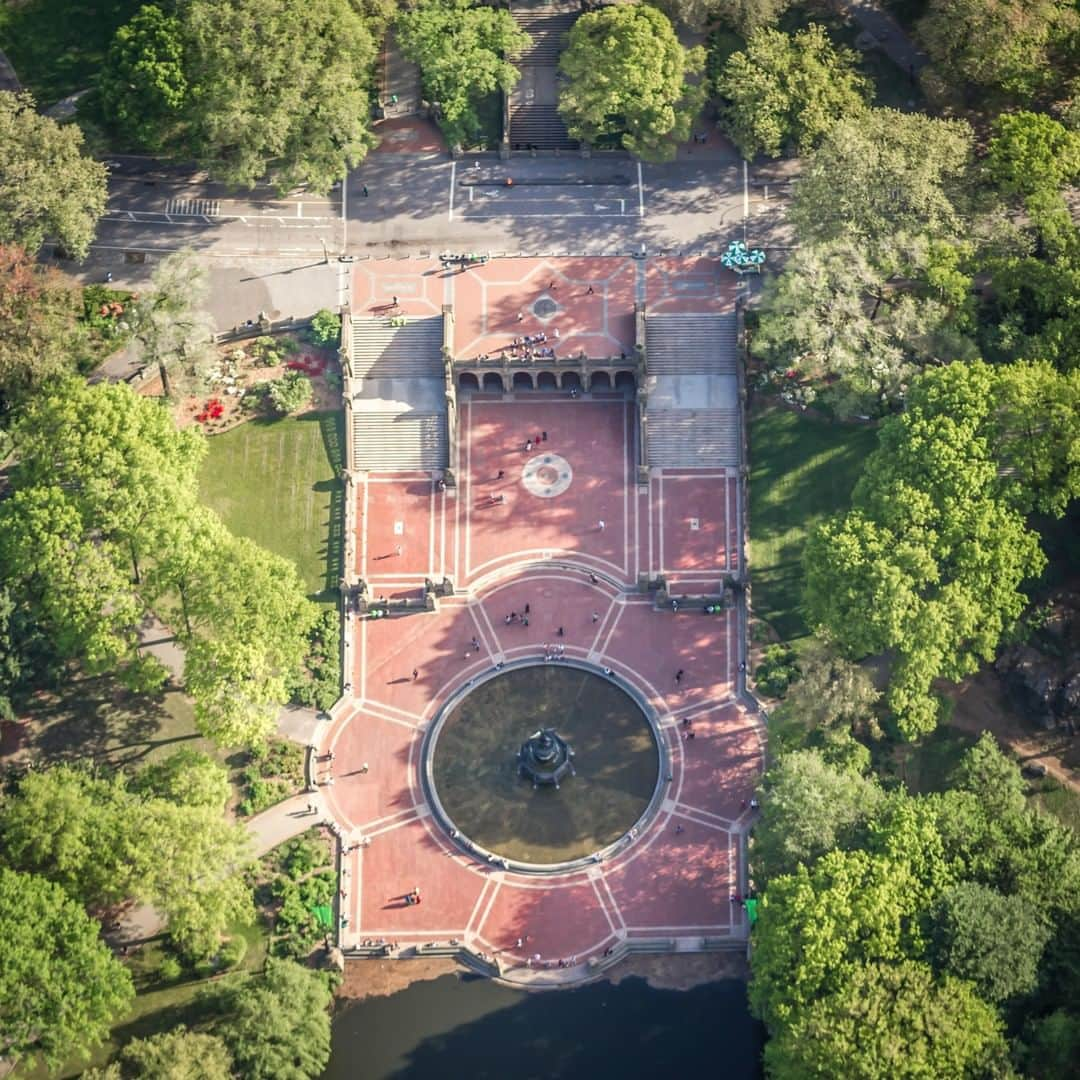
[
  {"x1": 266, "y1": 372, "x2": 312, "y2": 415},
  {"x1": 309, "y1": 309, "x2": 341, "y2": 346},
  {"x1": 289, "y1": 608, "x2": 341, "y2": 711},
  {"x1": 754, "y1": 643, "x2": 800, "y2": 698},
  {"x1": 158, "y1": 954, "x2": 183, "y2": 982},
  {"x1": 217, "y1": 934, "x2": 248, "y2": 971}
]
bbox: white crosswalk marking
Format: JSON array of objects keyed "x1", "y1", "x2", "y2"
[{"x1": 164, "y1": 198, "x2": 221, "y2": 217}]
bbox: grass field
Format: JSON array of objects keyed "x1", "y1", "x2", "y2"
[
  {"x1": 748, "y1": 404, "x2": 879, "y2": 642},
  {"x1": 0, "y1": 0, "x2": 142, "y2": 105},
  {"x1": 198, "y1": 411, "x2": 344, "y2": 602}
]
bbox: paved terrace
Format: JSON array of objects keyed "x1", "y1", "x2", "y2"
[{"x1": 321, "y1": 256, "x2": 757, "y2": 985}]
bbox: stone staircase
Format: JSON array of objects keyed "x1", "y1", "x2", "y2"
[
  {"x1": 509, "y1": 0, "x2": 577, "y2": 152},
  {"x1": 348, "y1": 316, "x2": 448, "y2": 471},
  {"x1": 645, "y1": 314, "x2": 738, "y2": 374},
  {"x1": 350, "y1": 317, "x2": 443, "y2": 380},
  {"x1": 350, "y1": 410, "x2": 448, "y2": 471},
  {"x1": 646, "y1": 410, "x2": 740, "y2": 468},
  {"x1": 643, "y1": 312, "x2": 741, "y2": 468},
  {"x1": 513, "y1": 4, "x2": 577, "y2": 64}
]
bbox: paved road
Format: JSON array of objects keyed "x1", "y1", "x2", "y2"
[{"x1": 77, "y1": 150, "x2": 790, "y2": 270}]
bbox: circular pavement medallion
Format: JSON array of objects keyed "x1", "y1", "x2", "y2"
[
  {"x1": 522, "y1": 453, "x2": 572, "y2": 498},
  {"x1": 532, "y1": 296, "x2": 559, "y2": 320}
]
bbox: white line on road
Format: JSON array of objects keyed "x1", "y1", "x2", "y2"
[
  {"x1": 637, "y1": 161, "x2": 645, "y2": 218},
  {"x1": 742, "y1": 159, "x2": 749, "y2": 241},
  {"x1": 448, "y1": 161, "x2": 456, "y2": 222},
  {"x1": 341, "y1": 171, "x2": 348, "y2": 254}
]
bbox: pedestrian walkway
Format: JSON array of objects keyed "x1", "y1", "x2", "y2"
[{"x1": 836, "y1": 0, "x2": 929, "y2": 73}]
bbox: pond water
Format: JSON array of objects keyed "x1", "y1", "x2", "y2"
[{"x1": 324, "y1": 973, "x2": 764, "y2": 1079}]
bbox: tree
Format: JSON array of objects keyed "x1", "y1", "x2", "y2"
[
  {"x1": 85, "y1": 1028, "x2": 233, "y2": 1080},
  {"x1": 752, "y1": 239, "x2": 977, "y2": 416},
  {"x1": 932, "y1": 881, "x2": 1051, "y2": 1002},
  {"x1": 994, "y1": 362, "x2": 1080, "y2": 517},
  {"x1": 764, "y1": 959, "x2": 1010, "y2": 1079},
  {"x1": 397, "y1": 0, "x2": 530, "y2": 150},
  {"x1": 558, "y1": 5, "x2": 706, "y2": 162},
  {"x1": 753, "y1": 750, "x2": 883, "y2": 882},
  {"x1": 949, "y1": 733, "x2": 1026, "y2": 817},
  {"x1": 918, "y1": 0, "x2": 1078, "y2": 101},
  {"x1": 0, "y1": 867, "x2": 134, "y2": 1069},
  {"x1": 715, "y1": 25, "x2": 870, "y2": 159},
  {"x1": 0, "y1": 245, "x2": 83, "y2": 413},
  {"x1": 987, "y1": 111, "x2": 1080, "y2": 199},
  {"x1": 129, "y1": 250, "x2": 215, "y2": 398},
  {"x1": 788, "y1": 109, "x2": 974, "y2": 251},
  {"x1": 804, "y1": 362, "x2": 1048, "y2": 737},
  {"x1": 213, "y1": 959, "x2": 334, "y2": 1080},
  {"x1": 0, "y1": 380, "x2": 205, "y2": 684},
  {"x1": 1, "y1": 765, "x2": 253, "y2": 958},
  {"x1": 766, "y1": 642, "x2": 881, "y2": 767},
  {"x1": 100, "y1": 5, "x2": 189, "y2": 151},
  {"x1": 183, "y1": 0, "x2": 378, "y2": 192},
  {"x1": 1022, "y1": 1010, "x2": 1080, "y2": 1079},
  {"x1": 657, "y1": 0, "x2": 792, "y2": 34},
  {"x1": 0, "y1": 92, "x2": 108, "y2": 260},
  {"x1": 132, "y1": 748, "x2": 231, "y2": 810},
  {"x1": 308, "y1": 308, "x2": 341, "y2": 346},
  {"x1": 161, "y1": 512, "x2": 317, "y2": 747},
  {"x1": 749, "y1": 848, "x2": 925, "y2": 1029}
]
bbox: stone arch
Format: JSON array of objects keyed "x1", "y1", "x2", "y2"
[
  {"x1": 482, "y1": 372, "x2": 505, "y2": 392},
  {"x1": 536, "y1": 370, "x2": 558, "y2": 390},
  {"x1": 614, "y1": 370, "x2": 636, "y2": 391},
  {"x1": 590, "y1": 371, "x2": 612, "y2": 390},
  {"x1": 512, "y1": 371, "x2": 534, "y2": 390},
  {"x1": 561, "y1": 371, "x2": 583, "y2": 390},
  {"x1": 458, "y1": 372, "x2": 480, "y2": 392}
]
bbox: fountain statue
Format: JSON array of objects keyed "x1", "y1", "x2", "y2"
[{"x1": 518, "y1": 728, "x2": 575, "y2": 789}]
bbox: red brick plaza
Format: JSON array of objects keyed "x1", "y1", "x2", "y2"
[{"x1": 318, "y1": 257, "x2": 762, "y2": 985}]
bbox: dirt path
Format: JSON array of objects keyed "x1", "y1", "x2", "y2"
[{"x1": 946, "y1": 670, "x2": 1080, "y2": 795}]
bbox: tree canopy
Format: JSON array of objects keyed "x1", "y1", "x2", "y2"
[
  {"x1": 85, "y1": 1028, "x2": 233, "y2": 1080},
  {"x1": 788, "y1": 109, "x2": 974, "y2": 251},
  {"x1": 99, "y1": 5, "x2": 189, "y2": 152},
  {"x1": 716, "y1": 24, "x2": 870, "y2": 159},
  {"x1": 763, "y1": 959, "x2": 1010, "y2": 1079},
  {"x1": 213, "y1": 959, "x2": 335, "y2": 1080},
  {"x1": 0, "y1": 92, "x2": 108, "y2": 260},
  {"x1": 128, "y1": 249, "x2": 215, "y2": 399},
  {"x1": 918, "y1": 0, "x2": 1079, "y2": 102},
  {"x1": 752, "y1": 237, "x2": 979, "y2": 416},
  {"x1": 1, "y1": 765, "x2": 253, "y2": 958},
  {"x1": 987, "y1": 110, "x2": 1080, "y2": 199},
  {"x1": 753, "y1": 750, "x2": 883, "y2": 882},
  {"x1": 0, "y1": 380, "x2": 317, "y2": 746},
  {"x1": 397, "y1": 0, "x2": 529, "y2": 150},
  {"x1": 182, "y1": 0, "x2": 378, "y2": 192},
  {"x1": 803, "y1": 361, "x2": 1063, "y2": 736},
  {"x1": 0, "y1": 244, "x2": 84, "y2": 414},
  {"x1": 558, "y1": 4, "x2": 706, "y2": 162},
  {"x1": 656, "y1": 0, "x2": 793, "y2": 34},
  {"x1": 0, "y1": 867, "x2": 134, "y2": 1069},
  {"x1": 133, "y1": 748, "x2": 231, "y2": 811}
]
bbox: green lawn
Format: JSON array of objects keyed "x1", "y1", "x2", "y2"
[
  {"x1": 198, "y1": 412, "x2": 345, "y2": 602},
  {"x1": 0, "y1": 0, "x2": 142, "y2": 106},
  {"x1": 748, "y1": 404, "x2": 879, "y2": 642}
]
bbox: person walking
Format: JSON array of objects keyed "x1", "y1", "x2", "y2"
[
  {"x1": 412, "y1": 668, "x2": 419, "y2": 680},
  {"x1": 592, "y1": 610, "x2": 600, "y2": 623},
  {"x1": 362, "y1": 184, "x2": 369, "y2": 197},
  {"x1": 675, "y1": 669, "x2": 684, "y2": 684},
  {"x1": 597, "y1": 520, "x2": 605, "y2": 531}
]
